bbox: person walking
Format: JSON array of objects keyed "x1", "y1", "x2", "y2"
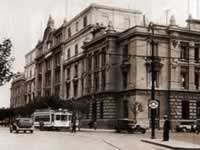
[
  {"x1": 196, "y1": 120, "x2": 200, "y2": 134},
  {"x1": 93, "y1": 121, "x2": 97, "y2": 130},
  {"x1": 163, "y1": 115, "x2": 170, "y2": 141}
]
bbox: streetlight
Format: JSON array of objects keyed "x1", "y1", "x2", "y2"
[{"x1": 148, "y1": 22, "x2": 157, "y2": 139}]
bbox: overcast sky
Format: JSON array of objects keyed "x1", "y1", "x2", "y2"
[{"x1": 0, "y1": 0, "x2": 198, "y2": 107}]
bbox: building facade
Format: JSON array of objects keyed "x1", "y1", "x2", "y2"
[
  {"x1": 24, "y1": 48, "x2": 36, "y2": 103},
  {"x1": 10, "y1": 73, "x2": 26, "y2": 108},
  {"x1": 34, "y1": 4, "x2": 143, "y2": 99},
  {"x1": 80, "y1": 16, "x2": 200, "y2": 128},
  {"x1": 12, "y1": 4, "x2": 200, "y2": 129}
]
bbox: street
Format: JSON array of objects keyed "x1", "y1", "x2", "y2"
[{"x1": 0, "y1": 127, "x2": 171, "y2": 150}]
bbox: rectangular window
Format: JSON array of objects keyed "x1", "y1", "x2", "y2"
[
  {"x1": 122, "y1": 71, "x2": 128, "y2": 89},
  {"x1": 55, "y1": 86, "x2": 60, "y2": 96},
  {"x1": 73, "y1": 81, "x2": 78, "y2": 97},
  {"x1": 46, "y1": 59, "x2": 51, "y2": 71},
  {"x1": 94, "y1": 52, "x2": 99, "y2": 69},
  {"x1": 87, "y1": 74, "x2": 91, "y2": 93},
  {"x1": 100, "y1": 101, "x2": 104, "y2": 119},
  {"x1": 195, "y1": 45, "x2": 200, "y2": 63},
  {"x1": 67, "y1": 48, "x2": 71, "y2": 59},
  {"x1": 195, "y1": 68, "x2": 199, "y2": 90},
  {"x1": 81, "y1": 78, "x2": 84, "y2": 95},
  {"x1": 94, "y1": 72, "x2": 99, "y2": 91},
  {"x1": 55, "y1": 53, "x2": 60, "y2": 67},
  {"x1": 75, "y1": 22, "x2": 79, "y2": 32},
  {"x1": 87, "y1": 55, "x2": 92, "y2": 71},
  {"x1": 180, "y1": 42, "x2": 189, "y2": 60},
  {"x1": 101, "y1": 48, "x2": 106, "y2": 67},
  {"x1": 180, "y1": 67, "x2": 189, "y2": 89},
  {"x1": 55, "y1": 70, "x2": 60, "y2": 83},
  {"x1": 102, "y1": 70, "x2": 106, "y2": 90},
  {"x1": 182, "y1": 101, "x2": 189, "y2": 119},
  {"x1": 83, "y1": 16, "x2": 88, "y2": 27},
  {"x1": 197, "y1": 102, "x2": 200, "y2": 119},
  {"x1": 74, "y1": 65, "x2": 78, "y2": 78},
  {"x1": 123, "y1": 100, "x2": 128, "y2": 118},
  {"x1": 123, "y1": 44, "x2": 128, "y2": 62},
  {"x1": 68, "y1": 27, "x2": 71, "y2": 37},
  {"x1": 66, "y1": 83, "x2": 70, "y2": 98},
  {"x1": 67, "y1": 68, "x2": 70, "y2": 80},
  {"x1": 75, "y1": 44, "x2": 78, "y2": 56}
]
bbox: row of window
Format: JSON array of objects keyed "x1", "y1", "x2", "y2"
[
  {"x1": 181, "y1": 67, "x2": 200, "y2": 90},
  {"x1": 180, "y1": 42, "x2": 200, "y2": 62},
  {"x1": 66, "y1": 44, "x2": 79, "y2": 59},
  {"x1": 67, "y1": 16, "x2": 88, "y2": 38}
]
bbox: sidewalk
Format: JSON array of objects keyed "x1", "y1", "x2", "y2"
[
  {"x1": 78, "y1": 128, "x2": 115, "y2": 133},
  {"x1": 141, "y1": 138, "x2": 200, "y2": 150}
]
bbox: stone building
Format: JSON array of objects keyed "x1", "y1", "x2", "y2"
[
  {"x1": 80, "y1": 16, "x2": 200, "y2": 129},
  {"x1": 34, "y1": 3, "x2": 143, "y2": 99},
  {"x1": 13, "y1": 4, "x2": 200, "y2": 129},
  {"x1": 10, "y1": 73, "x2": 26, "y2": 108},
  {"x1": 24, "y1": 48, "x2": 36, "y2": 103}
]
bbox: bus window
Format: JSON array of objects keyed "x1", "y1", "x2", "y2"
[
  {"x1": 35, "y1": 115, "x2": 50, "y2": 122},
  {"x1": 56, "y1": 115, "x2": 61, "y2": 120},
  {"x1": 51, "y1": 114, "x2": 54, "y2": 122},
  {"x1": 61, "y1": 115, "x2": 68, "y2": 121}
]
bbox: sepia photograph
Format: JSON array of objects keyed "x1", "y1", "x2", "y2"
[{"x1": 0, "y1": 0, "x2": 200, "y2": 149}]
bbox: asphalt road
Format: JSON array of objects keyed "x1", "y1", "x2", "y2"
[{"x1": 0, "y1": 127, "x2": 171, "y2": 150}]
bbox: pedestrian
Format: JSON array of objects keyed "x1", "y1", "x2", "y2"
[
  {"x1": 71, "y1": 113, "x2": 77, "y2": 133},
  {"x1": 72, "y1": 122, "x2": 76, "y2": 133},
  {"x1": 93, "y1": 121, "x2": 97, "y2": 130},
  {"x1": 163, "y1": 115, "x2": 170, "y2": 141},
  {"x1": 196, "y1": 120, "x2": 200, "y2": 134}
]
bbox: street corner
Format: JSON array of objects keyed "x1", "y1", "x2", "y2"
[{"x1": 141, "y1": 138, "x2": 200, "y2": 150}]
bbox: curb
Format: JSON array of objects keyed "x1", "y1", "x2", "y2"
[{"x1": 141, "y1": 139, "x2": 200, "y2": 150}]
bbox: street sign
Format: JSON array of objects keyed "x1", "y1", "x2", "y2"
[{"x1": 149, "y1": 100, "x2": 159, "y2": 109}]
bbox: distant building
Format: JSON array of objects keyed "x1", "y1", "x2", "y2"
[
  {"x1": 10, "y1": 73, "x2": 26, "y2": 108},
  {"x1": 24, "y1": 48, "x2": 36, "y2": 103}
]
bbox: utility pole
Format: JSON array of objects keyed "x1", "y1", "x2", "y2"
[{"x1": 149, "y1": 22, "x2": 156, "y2": 139}]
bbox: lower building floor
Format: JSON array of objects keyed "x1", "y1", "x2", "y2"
[{"x1": 79, "y1": 90, "x2": 200, "y2": 129}]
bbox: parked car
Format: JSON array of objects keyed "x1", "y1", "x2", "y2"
[
  {"x1": 9, "y1": 118, "x2": 34, "y2": 133},
  {"x1": 115, "y1": 119, "x2": 146, "y2": 134},
  {"x1": 175, "y1": 120, "x2": 196, "y2": 132}
]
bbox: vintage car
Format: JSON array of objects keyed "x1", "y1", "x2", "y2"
[
  {"x1": 9, "y1": 118, "x2": 34, "y2": 133},
  {"x1": 175, "y1": 120, "x2": 196, "y2": 132},
  {"x1": 115, "y1": 119, "x2": 146, "y2": 134}
]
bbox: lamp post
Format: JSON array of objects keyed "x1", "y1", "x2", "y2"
[{"x1": 148, "y1": 22, "x2": 156, "y2": 139}]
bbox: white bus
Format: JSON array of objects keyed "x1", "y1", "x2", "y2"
[{"x1": 33, "y1": 109, "x2": 72, "y2": 130}]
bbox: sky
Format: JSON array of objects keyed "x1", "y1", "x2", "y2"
[{"x1": 0, "y1": 0, "x2": 198, "y2": 107}]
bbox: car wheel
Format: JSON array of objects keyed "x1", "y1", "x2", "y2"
[
  {"x1": 30, "y1": 130, "x2": 33, "y2": 133},
  {"x1": 142, "y1": 129, "x2": 146, "y2": 134},
  {"x1": 128, "y1": 129, "x2": 133, "y2": 133},
  {"x1": 182, "y1": 128, "x2": 187, "y2": 132},
  {"x1": 24, "y1": 130, "x2": 26, "y2": 133},
  {"x1": 16, "y1": 130, "x2": 18, "y2": 133}
]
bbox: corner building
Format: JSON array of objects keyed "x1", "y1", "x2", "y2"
[{"x1": 81, "y1": 16, "x2": 200, "y2": 129}]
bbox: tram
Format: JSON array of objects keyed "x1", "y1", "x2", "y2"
[{"x1": 33, "y1": 109, "x2": 72, "y2": 130}]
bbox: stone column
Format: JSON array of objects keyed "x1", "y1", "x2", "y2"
[
  {"x1": 60, "y1": 49, "x2": 64, "y2": 99},
  {"x1": 51, "y1": 57, "x2": 54, "y2": 95},
  {"x1": 41, "y1": 62, "x2": 45, "y2": 96},
  {"x1": 189, "y1": 42, "x2": 195, "y2": 90}
]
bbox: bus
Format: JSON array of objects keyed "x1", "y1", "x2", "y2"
[{"x1": 33, "y1": 109, "x2": 72, "y2": 130}]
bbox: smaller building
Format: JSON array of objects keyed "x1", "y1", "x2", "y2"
[
  {"x1": 10, "y1": 73, "x2": 26, "y2": 108},
  {"x1": 24, "y1": 48, "x2": 36, "y2": 103}
]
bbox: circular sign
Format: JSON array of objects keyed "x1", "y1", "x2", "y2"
[{"x1": 149, "y1": 100, "x2": 159, "y2": 109}]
